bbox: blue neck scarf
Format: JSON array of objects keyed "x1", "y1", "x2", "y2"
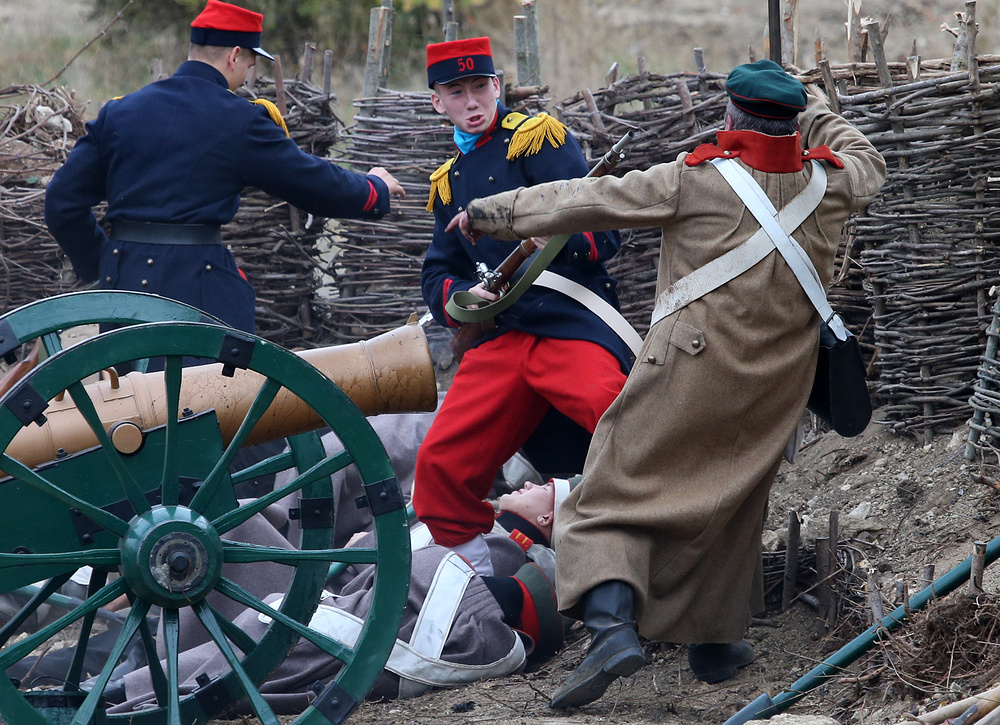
[{"x1": 453, "y1": 127, "x2": 482, "y2": 155}]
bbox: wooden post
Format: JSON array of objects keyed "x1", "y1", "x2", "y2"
[
  {"x1": 826, "y1": 511, "x2": 840, "y2": 629},
  {"x1": 637, "y1": 57, "x2": 653, "y2": 110},
  {"x1": 781, "y1": 0, "x2": 798, "y2": 67},
  {"x1": 524, "y1": 0, "x2": 541, "y2": 86},
  {"x1": 514, "y1": 15, "x2": 529, "y2": 86},
  {"x1": 847, "y1": 0, "x2": 863, "y2": 62},
  {"x1": 302, "y1": 42, "x2": 316, "y2": 84},
  {"x1": 443, "y1": 0, "x2": 457, "y2": 41},
  {"x1": 360, "y1": 3, "x2": 393, "y2": 116},
  {"x1": 865, "y1": 570, "x2": 884, "y2": 625},
  {"x1": 971, "y1": 541, "x2": 987, "y2": 594},
  {"x1": 605, "y1": 62, "x2": 619, "y2": 87},
  {"x1": 967, "y1": 2, "x2": 980, "y2": 93},
  {"x1": 818, "y1": 60, "x2": 840, "y2": 115},
  {"x1": 781, "y1": 510, "x2": 800, "y2": 612},
  {"x1": 582, "y1": 89, "x2": 605, "y2": 132},
  {"x1": 815, "y1": 537, "x2": 830, "y2": 630},
  {"x1": 920, "y1": 564, "x2": 935, "y2": 592},
  {"x1": 272, "y1": 55, "x2": 301, "y2": 234},
  {"x1": 514, "y1": 0, "x2": 541, "y2": 87},
  {"x1": 767, "y1": 0, "x2": 781, "y2": 62},
  {"x1": 323, "y1": 50, "x2": 333, "y2": 100}
]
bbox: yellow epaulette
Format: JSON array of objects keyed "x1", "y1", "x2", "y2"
[
  {"x1": 252, "y1": 98, "x2": 290, "y2": 138},
  {"x1": 505, "y1": 111, "x2": 567, "y2": 160},
  {"x1": 426, "y1": 157, "x2": 456, "y2": 212}
]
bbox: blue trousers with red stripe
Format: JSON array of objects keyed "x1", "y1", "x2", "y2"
[{"x1": 413, "y1": 330, "x2": 626, "y2": 547}]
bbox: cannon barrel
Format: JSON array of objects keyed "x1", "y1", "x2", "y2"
[{"x1": 6, "y1": 319, "x2": 437, "y2": 469}]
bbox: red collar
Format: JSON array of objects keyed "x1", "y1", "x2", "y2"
[
  {"x1": 474, "y1": 111, "x2": 502, "y2": 150},
  {"x1": 685, "y1": 129, "x2": 844, "y2": 172}
]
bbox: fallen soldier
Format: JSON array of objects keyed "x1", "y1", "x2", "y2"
[{"x1": 101, "y1": 477, "x2": 573, "y2": 713}]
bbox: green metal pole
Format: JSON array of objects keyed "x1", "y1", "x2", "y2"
[{"x1": 724, "y1": 534, "x2": 1000, "y2": 725}]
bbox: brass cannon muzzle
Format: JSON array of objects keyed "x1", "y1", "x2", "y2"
[{"x1": 6, "y1": 319, "x2": 437, "y2": 469}]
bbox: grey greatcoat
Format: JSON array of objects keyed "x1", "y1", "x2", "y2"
[{"x1": 464, "y1": 94, "x2": 886, "y2": 643}]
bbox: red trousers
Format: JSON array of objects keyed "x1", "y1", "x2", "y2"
[{"x1": 413, "y1": 330, "x2": 626, "y2": 547}]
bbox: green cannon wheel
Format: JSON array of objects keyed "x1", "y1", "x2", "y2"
[
  {"x1": 0, "y1": 318, "x2": 410, "y2": 725},
  {"x1": 0, "y1": 289, "x2": 227, "y2": 371}
]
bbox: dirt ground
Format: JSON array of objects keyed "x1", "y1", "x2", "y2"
[{"x1": 223, "y1": 412, "x2": 997, "y2": 725}]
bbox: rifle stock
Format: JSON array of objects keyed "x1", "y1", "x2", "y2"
[{"x1": 449, "y1": 131, "x2": 633, "y2": 362}]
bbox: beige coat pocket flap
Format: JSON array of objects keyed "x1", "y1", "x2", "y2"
[{"x1": 668, "y1": 322, "x2": 706, "y2": 356}]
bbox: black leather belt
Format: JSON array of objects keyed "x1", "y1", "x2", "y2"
[{"x1": 110, "y1": 220, "x2": 223, "y2": 246}]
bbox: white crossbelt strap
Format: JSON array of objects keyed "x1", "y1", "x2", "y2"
[
  {"x1": 649, "y1": 158, "x2": 828, "y2": 329},
  {"x1": 533, "y1": 270, "x2": 644, "y2": 357},
  {"x1": 711, "y1": 158, "x2": 847, "y2": 341},
  {"x1": 261, "y1": 552, "x2": 525, "y2": 688}
]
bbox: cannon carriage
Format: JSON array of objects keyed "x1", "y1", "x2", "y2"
[{"x1": 0, "y1": 291, "x2": 437, "y2": 725}]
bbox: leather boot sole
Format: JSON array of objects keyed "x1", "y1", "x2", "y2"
[{"x1": 549, "y1": 646, "x2": 646, "y2": 709}]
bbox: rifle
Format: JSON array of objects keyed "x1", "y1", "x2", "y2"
[{"x1": 449, "y1": 131, "x2": 633, "y2": 361}]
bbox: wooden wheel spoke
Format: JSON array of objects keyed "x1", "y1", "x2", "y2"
[
  {"x1": 190, "y1": 377, "x2": 282, "y2": 513},
  {"x1": 223, "y1": 542, "x2": 378, "y2": 566},
  {"x1": 66, "y1": 380, "x2": 150, "y2": 516},
  {"x1": 0, "y1": 454, "x2": 130, "y2": 537},
  {"x1": 0, "y1": 549, "x2": 120, "y2": 569},
  {"x1": 193, "y1": 599, "x2": 282, "y2": 725},
  {"x1": 163, "y1": 608, "x2": 182, "y2": 725},
  {"x1": 160, "y1": 355, "x2": 184, "y2": 506},
  {"x1": 215, "y1": 578, "x2": 356, "y2": 666},
  {"x1": 69, "y1": 599, "x2": 151, "y2": 725},
  {"x1": 212, "y1": 449, "x2": 354, "y2": 534},
  {"x1": 0, "y1": 577, "x2": 129, "y2": 669}
]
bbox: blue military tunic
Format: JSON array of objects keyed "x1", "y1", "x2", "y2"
[
  {"x1": 45, "y1": 60, "x2": 392, "y2": 333},
  {"x1": 422, "y1": 102, "x2": 630, "y2": 370}
]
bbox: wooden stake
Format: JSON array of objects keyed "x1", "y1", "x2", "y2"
[
  {"x1": 323, "y1": 50, "x2": 333, "y2": 100},
  {"x1": 847, "y1": 0, "x2": 863, "y2": 63},
  {"x1": 816, "y1": 537, "x2": 831, "y2": 629},
  {"x1": 967, "y1": 1, "x2": 980, "y2": 94},
  {"x1": 360, "y1": 3, "x2": 393, "y2": 116},
  {"x1": 971, "y1": 541, "x2": 987, "y2": 594},
  {"x1": 519, "y1": 0, "x2": 542, "y2": 87},
  {"x1": 818, "y1": 60, "x2": 841, "y2": 115},
  {"x1": 272, "y1": 55, "x2": 301, "y2": 234},
  {"x1": 637, "y1": 57, "x2": 653, "y2": 110},
  {"x1": 865, "y1": 570, "x2": 884, "y2": 625},
  {"x1": 606, "y1": 62, "x2": 619, "y2": 87},
  {"x1": 781, "y1": 0, "x2": 798, "y2": 67},
  {"x1": 302, "y1": 42, "x2": 316, "y2": 84},
  {"x1": 781, "y1": 510, "x2": 800, "y2": 612},
  {"x1": 920, "y1": 564, "x2": 935, "y2": 592},
  {"x1": 827, "y1": 510, "x2": 840, "y2": 629},
  {"x1": 582, "y1": 89, "x2": 605, "y2": 132}
]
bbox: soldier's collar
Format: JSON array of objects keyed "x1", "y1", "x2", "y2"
[{"x1": 497, "y1": 511, "x2": 546, "y2": 546}]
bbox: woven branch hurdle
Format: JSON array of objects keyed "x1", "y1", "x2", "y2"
[{"x1": 5, "y1": 47, "x2": 1000, "y2": 440}]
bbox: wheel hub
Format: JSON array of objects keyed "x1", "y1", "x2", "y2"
[{"x1": 120, "y1": 506, "x2": 223, "y2": 608}]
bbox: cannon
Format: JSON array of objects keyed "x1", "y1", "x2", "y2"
[{"x1": 0, "y1": 291, "x2": 437, "y2": 725}]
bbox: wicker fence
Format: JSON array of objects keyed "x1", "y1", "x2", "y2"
[{"x1": 5, "y1": 51, "x2": 1000, "y2": 439}]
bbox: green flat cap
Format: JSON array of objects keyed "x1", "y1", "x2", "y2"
[{"x1": 725, "y1": 59, "x2": 807, "y2": 120}]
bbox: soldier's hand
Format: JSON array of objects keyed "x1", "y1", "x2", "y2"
[
  {"x1": 368, "y1": 167, "x2": 406, "y2": 199},
  {"x1": 529, "y1": 235, "x2": 552, "y2": 251},
  {"x1": 446, "y1": 210, "x2": 483, "y2": 244},
  {"x1": 469, "y1": 282, "x2": 499, "y2": 302}
]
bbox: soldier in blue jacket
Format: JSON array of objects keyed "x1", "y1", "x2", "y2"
[
  {"x1": 414, "y1": 37, "x2": 631, "y2": 576},
  {"x1": 44, "y1": 0, "x2": 405, "y2": 334}
]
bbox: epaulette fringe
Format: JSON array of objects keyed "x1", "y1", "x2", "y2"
[
  {"x1": 427, "y1": 157, "x2": 456, "y2": 212},
  {"x1": 252, "y1": 98, "x2": 290, "y2": 137},
  {"x1": 506, "y1": 112, "x2": 567, "y2": 160}
]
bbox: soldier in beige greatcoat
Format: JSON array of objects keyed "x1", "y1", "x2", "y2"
[{"x1": 447, "y1": 60, "x2": 886, "y2": 708}]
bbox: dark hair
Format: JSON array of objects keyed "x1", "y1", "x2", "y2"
[
  {"x1": 189, "y1": 43, "x2": 254, "y2": 63},
  {"x1": 726, "y1": 101, "x2": 799, "y2": 136}
]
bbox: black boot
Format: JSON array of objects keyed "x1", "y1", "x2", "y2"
[
  {"x1": 549, "y1": 580, "x2": 646, "y2": 709},
  {"x1": 687, "y1": 641, "x2": 757, "y2": 683}
]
